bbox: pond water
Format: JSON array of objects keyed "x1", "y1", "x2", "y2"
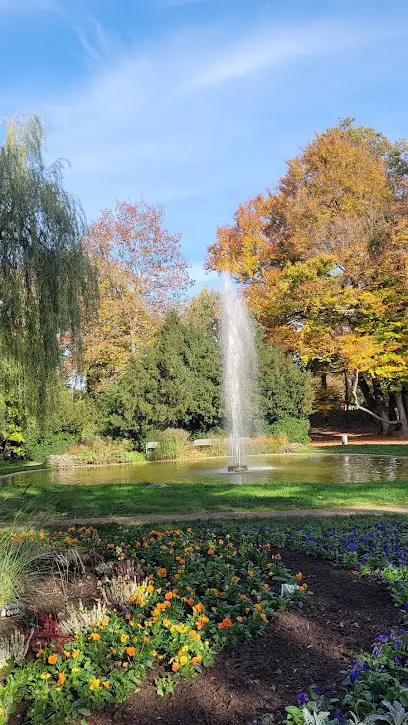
[{"x1": 3, "y1": 453, "x2": 408, "y2": 487}]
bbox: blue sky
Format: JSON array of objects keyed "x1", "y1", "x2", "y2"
[{"x1": 1, "y1": 0, "x2": 408, "y2": 291}]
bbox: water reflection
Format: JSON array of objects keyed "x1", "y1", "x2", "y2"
[{"x1": 2, "y1": 454, "x2": 408, "y2": 488}]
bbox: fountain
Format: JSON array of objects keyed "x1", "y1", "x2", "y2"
[{"x1": 220, "y1": 273, "x2": 259, "y2": 472}]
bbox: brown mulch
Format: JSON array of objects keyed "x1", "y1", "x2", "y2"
[{"x1": 88, "y1": 550, "x2": 400, "y2": 725}]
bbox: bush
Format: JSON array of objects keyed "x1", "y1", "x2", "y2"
[
  {"x1": 245, "y1": 434, "x2": 288, "y2": 454},
  {"x1": 0, "y1": 530, "x2": 47, "y2": 609},
  {"x1": 67, "y1": 437, "x2": 146, "y2": 465},
  {"x1": 149, "y1": 428, "x2": 190, "y2": 460},
  {"x1": 26, "y1": 433, "x2": 78, "y2": 462},
  {"x1": 269, "y1": 417, "x2": 310, "y2": 444}
]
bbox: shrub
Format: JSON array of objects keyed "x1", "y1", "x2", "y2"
[
  {"x1": 60, "y1": 600, "x2": 108, "y2": 635},
  {"x1": 26, "y1": 433, "x2": 78, "y2": 462},
  {"x1": 0, "y1": 630, "x2": 30, "y2": 669},
  {"x1": 67, "y1": 437, "x2": 146, "y2": 465},
  {"x1": 245, "y1": 434, "x2": 288, "y2": 455},
  {"x1": 0, "y1": 531, "x2": 47, "y2": 609},
  {"x1": 269, "y1": 417, "x2": 310, "y2": 444},
  {"x1": 149, "y1": 428, "x2": 190, "y2": 460}
]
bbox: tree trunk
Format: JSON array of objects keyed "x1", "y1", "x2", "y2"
[
  {"x1": 396, "y1": 391, "x2": 408, "y2": 437},
  {"x1": 402, "y1": 384, "x2": 408, "y2": 418},
  {"x1": 389, "y1": 391, "x2": 397, "y2": 422},
  {"x1": 358, "y1": 374, "x2": 383, "y2": 433},
  {"x1": 373, "y1": 379, "x2": 391, "y2": 435},
  {"x1": 321, "y1": 373, "x2": 327, "y2": 390}
]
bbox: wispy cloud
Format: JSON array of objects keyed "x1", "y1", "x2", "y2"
[{"x1": 26, "y1": 14, "x2": 404, "y2": 271}]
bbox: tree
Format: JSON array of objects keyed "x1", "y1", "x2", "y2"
[
  {"x1": 257, "y1": 342, "x2": 313, "y2": 427},
  {"x1": 0, "y1": 114, "x2": 97, "y2": 410},
  {"x1": 100, "y1": 309, "x2": 223, "y2": 446},
  {"x1": 208, "y1": 121, "x2": 408, "y2": 434},
  {"x1": 82, "y1": 200, "x2": 192, "y2": 390}
]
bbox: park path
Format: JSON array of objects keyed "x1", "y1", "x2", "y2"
[{"x1": 47, "y1": 505, "x2": 408, "y2": 528}]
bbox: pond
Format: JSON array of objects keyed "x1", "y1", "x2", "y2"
[{"x1": 2, "y1": 453, "x2": 408, "y2": 487}]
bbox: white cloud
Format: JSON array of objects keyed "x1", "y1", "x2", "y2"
[{"x1": 16, "y1": 13, "x2": 402, "y2": 285}]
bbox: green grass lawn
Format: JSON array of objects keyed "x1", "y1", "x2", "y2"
[
  {"x1": 312, "y1": 444, "x2": 408, "y2": 456},
  {"x1": 1, "y1": 477, "x2": 408, "y2": 521},
  {"x1": 0, "y1": 461, "x2": 44, "y2": 477}
]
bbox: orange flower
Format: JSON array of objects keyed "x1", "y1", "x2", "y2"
[
  {"x1": 236, "y1": 616, "x2": 243, "y2": 623},
  {"x1": 254, "y1": 603, "x2": 262, "y2": 611},
  {"x1": 186, "y1": 597, "x2": 194, "y2": 606},
  {"x1": 261, "y1": 613, "x2": 268, "y2": 622},
  {"x1": 193, "y1": 603, "x2": 204, "y2": 614},
  {"x1": 157, "y1": 568, "x2": 167, "y2": 577},
  {"x1": 172, "y1": 662, "x2": 180, "y2": 672},
  {"x1": 191, "y1": 655, "x2": 202, "y2": 665},
  {"x1": 248, "y1": 570, "x2": 254, "y2": 577},
  {"x1": 57, "y1": 672, "x2": 66, "y2": 686},
  {"x1": 48, "y1": 654, "x2": 57, "y2": 665},
  {"x1": 298, "y1": 584, "x2": 307, "y2": 592},
  {"x1": 275, "y1": 553, "x2": 281, "y2": 561},
  {"x1": 218, "y1": 617, "x2": 232, "y2": 629},
  {"x1": 207, "y1": 548, "x2": 215, "y2": 555},
  {"x1": 36, "y1": 650, "x2": 44, "y2": 658},
  {"x1": 165, "y1": 591, "x2": 173, "y2": 600},
  {"x1": 179, "y1": 655, "x2": 188, "y2": 666},
  {"x1": 89, "y1": 632, "x2": 101, "y2": 641},
  {"x1": 126, "y1": 646, "x2": 136, "y2": 657},
  {"x1": 295, "y1": 572, "x2": 303, "y2": 581},
  {"x1": 231, "y1": 576, "x2": 240, "y2": 584}
]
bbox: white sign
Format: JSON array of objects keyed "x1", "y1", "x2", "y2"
[
  {"x1": 1, "y1": 602, "x2": 25, "y2": 618},
  {"x1": 281, "y1": 583, "x2": 299, "y2": 596}
]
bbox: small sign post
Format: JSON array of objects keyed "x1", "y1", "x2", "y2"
[
  {"x1": 281, "y1": 583, "x2": 299, "y2": 596},
  {"x1": 1, "y1": 601, "x2": 25, "y2": 618}
]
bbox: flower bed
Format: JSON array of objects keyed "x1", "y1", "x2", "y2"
[{"x1": 0, "y1": 525, "x2": 306, "y2": 724}]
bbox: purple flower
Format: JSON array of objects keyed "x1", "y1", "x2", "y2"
[
  {"x1": 395, "y1": 657, "x2": 401, "y2": 665},
  {"x1": 297, "y1": 693, "x2": 308, "y2": 705},
  {"x1": 373, "y1": 647, "x2": 381, "y2": 656},
  {"x1": 335, "y1": 710, "x2": 344, "y2": 724}
]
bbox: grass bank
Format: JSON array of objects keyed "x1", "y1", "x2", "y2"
[
  {"x1": 0, "y1": 461, "x2": 44, "y2": 477},
  {"x1": 312, "y1": 444, "x2": 408, "y2": 456},
  {"x1": 1, "y1": 478, "x2": 408, "y2": 520}
]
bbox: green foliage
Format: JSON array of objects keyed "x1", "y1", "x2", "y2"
[
  {"x1": 258, "y1": 342, "x2": 313, "y2": 427},
  {"x1": 100, "y1": 309, "x2": 223, "y2": 446},
  {"x1": 269, "y1": 417, "x2": 310, "y2": 444},
  {"x1": 68, "y1": 437, "x2": 145, "y2": 465},
  {"x1": 26, "y1": 433, "x2": 78, "y2": 462},
  {"x1": 149, "y1": 428, "x2": 189, "y2": 460},
  {"x1": 0, "y1": 530, "x2": 47, "y2": 609},
  {"x1": 0, "y1": 114, "x2": 97, "y2": 412}
]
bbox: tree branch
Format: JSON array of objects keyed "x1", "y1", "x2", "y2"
[{"x1": 351, "y1": 370, "x2": 398, "y2": 425}]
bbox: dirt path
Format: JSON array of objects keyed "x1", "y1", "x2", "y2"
[
  {"x1": 46, "y1": 505, "x2": 408, "y2": 528},
  {"x1": 88, "y1": 550, "x2": 400, "y2": 725}
]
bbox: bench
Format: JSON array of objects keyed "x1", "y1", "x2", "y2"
[
  {"x1": 192, "y1": 439, "x2": 213, "y2": 447},
  {"x1": 145, "y1": 441, "x2": 160, "y2": 455}
]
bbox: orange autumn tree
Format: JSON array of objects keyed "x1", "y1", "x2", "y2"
[
  {"x1": 208, "y1": 121, "x2": 408, "y2": 434},
  {"x1": 82, "y1": 200, "x2": 192, "y2": 390}
]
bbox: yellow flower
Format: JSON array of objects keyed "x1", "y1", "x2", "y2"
[
  {"x1": 89, "y1": 678, "x2": 101, "y2": 691},
  {"x1": 72, "y1": 649, "x2": 80, "y2": 658},
  {"x1": 103, "y1": 680, "x2": 110, "y2": 689},
  {"x1": 89, "y1": 632, "x2": 101, "y2": 641},
  {"x1": 162, "y1": 618, "x2": 171, "y2": 628},
  {"x1": 179, "y1": 655, "x2": 188, "y2": 666},
  {"x1": 122, "y1": 662, "x2": 129, "y2": 668},
  {"x1": 120, "y1": 633, "x2": 129, "y2": 643},
  {"x1": 40, "y1": 673, "x2": 51, "y2": 680}
]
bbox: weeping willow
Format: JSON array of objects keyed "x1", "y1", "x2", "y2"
[{"x1": 0, "y1": 113, "x2": 97, "y2": 413}]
